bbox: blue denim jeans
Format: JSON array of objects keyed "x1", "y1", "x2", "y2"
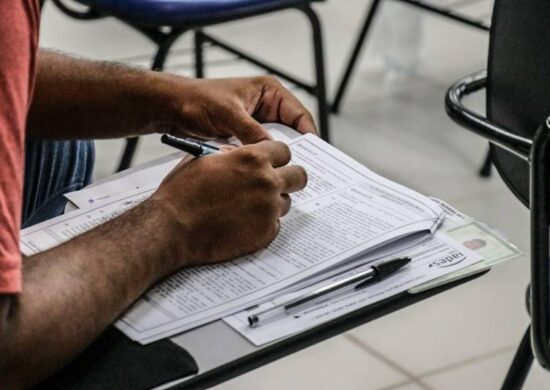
[{"x1": 22, "y1": 140, "x2": 95, "y2": 228}]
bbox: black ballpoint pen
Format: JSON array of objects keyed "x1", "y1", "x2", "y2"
[
  {"x1": 247, "y1": 257, "x2": 411, "y2": 327},
  {"x1": 161, "y1": 134, "x2": 220, "y2": 157}
]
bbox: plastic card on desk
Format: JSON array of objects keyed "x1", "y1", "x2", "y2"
[{"x1": 409, "y1": 219, "x2": 522, "y2": 294}]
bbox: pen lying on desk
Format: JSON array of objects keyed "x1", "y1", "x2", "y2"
[
  {"x1": 247, "y1": 257, "x2": 411, "y2": 328},
  {"x1": 161, "y1": 134, "x2": 220, "y2": 157}
]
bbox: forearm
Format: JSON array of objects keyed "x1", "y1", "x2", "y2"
[
  {"x1": 0, "y1": 200, "x2": 179, "y2": 388},
  {"x1": 27, "y1": 50, "x2": 184, "y2": 139}
]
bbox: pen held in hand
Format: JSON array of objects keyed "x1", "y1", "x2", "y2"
[
  {"x1": 248, "y1": 256, "x2": 411, "y2": 327},
  {"x1": 161, "y1": 134, "x2": 220, "y2": 157}
]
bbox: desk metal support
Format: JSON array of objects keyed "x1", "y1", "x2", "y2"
[
  {"x1": 52, "y1": 0, "x2": 330, "y2": 171},
  {"x1": 333, "y1": 0, "x2": 491, "y2": 114},
  {"x1": 334, "y1": 0, "x2": 493, "y2": 177},
  {"x1": 529, "y1": 118, "x2": 550, "y2": 371}
]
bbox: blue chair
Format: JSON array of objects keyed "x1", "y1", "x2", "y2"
[{"x1": 51, "y1": 0, "x2": 329, "y2": 171}]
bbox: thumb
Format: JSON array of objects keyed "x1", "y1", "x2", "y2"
[{"x1": 236, "y1": 111, "x2": 273, "y2": 144}]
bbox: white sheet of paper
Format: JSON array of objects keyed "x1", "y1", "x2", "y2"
[
  {"x1": 223, "y1": 228, "x2": 483, "y2": 346},
  {"x1": 20, "y1": 185, "x2": 156, "y2": 255},
  {"x1": 64, "y1": 155, "x2": 180, "y2": 208}
]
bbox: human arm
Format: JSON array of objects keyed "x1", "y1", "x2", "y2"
[
  {"x1": 27, "y1": 50, "x2": 316, "y2": 142},
  {"x1": 0, "y1": 141, "x2": 307, "y2": 388}
]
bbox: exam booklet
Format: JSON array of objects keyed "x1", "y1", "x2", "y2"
[{"x1": 20, "y1": 130, "x2": 447, "y2": 344}]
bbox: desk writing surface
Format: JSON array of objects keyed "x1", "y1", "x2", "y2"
[
  {"x1": 65, "y1": 126, "x2": 487, "y2": 389},
  {"x1": 158, "y1": 271, "x2": 487, "y2": 389}
]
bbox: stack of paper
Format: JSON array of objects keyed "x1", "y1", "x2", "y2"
[
  {"x1": 19, "y1": 125, "x2": 521, "y2": 346},
  {"x1": 224, "y1": 201, "x2": 521, "y2": 345}
]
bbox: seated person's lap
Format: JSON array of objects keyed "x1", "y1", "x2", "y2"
[{"x1": 22, "y1": 139, "x2": 95, "y2": 228}]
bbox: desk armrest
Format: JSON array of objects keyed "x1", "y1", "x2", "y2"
[{"x1": 445, "y1": 70, "x2": 532, "y2": 161}]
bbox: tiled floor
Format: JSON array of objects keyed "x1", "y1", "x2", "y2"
[{"x1": 40, "y1": 0, "x2": 548, "y2": 388}]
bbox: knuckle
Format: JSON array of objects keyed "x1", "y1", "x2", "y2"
[
  {"x1": 238, "y1": 121, "x2": 256, "y2": 137},
  {"x1": 255, "y1": 171, "x2": 279, "y2": 192},
  {"x1": 251, "y1": 199, "x2": 279, "y2": 227},
  {"x1": 237, "y1": 148, "x2": 266, "y2": 167}
]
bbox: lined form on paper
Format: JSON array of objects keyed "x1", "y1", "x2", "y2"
[{"x1": 20, "y1": 186, "x2": 155, "y2": 256}]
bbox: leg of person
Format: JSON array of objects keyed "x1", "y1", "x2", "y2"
[{"x1": 22, "y1": 139, "x2": 95, "y2": 228}]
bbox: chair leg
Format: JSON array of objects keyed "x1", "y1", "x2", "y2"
[
  {"x1": 331, "y1": 0, "x2": 382, "y2": 114},
  {"x1": 116, "y1": 137, "x2": 140, "y2": 173},
  {"x1": 116, "y1": 30, "x2": 185, "y2": 172},
  {"x1": 301, "y1": 6, "x2": 330, "y2": 143},
  {"x1": 501, "y1": 326, "x2": 534, "y2": 390},
  {"x1": 479, "y1": 147, "x2": 492, "y2": 177},
  {"x1": 194, "y1": 29, "x2": 205, "y2": 78}
]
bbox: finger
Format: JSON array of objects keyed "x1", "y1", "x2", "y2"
[
  {"x1": 275, "y1": 165, "x2": 308, "y2": 193},
  {"x1": 235, "y1": 110, "x2": 273, "y2": 144},
  {"x1": 279, "y1": 194, "x2": 292, "y2": 216},
  {"x1": 277, "y1": 90, "x2": 318, "y2": 135},
  {"x1": 219, "y1": 145, "x2": 238, "y2": 153},
  {"x1": 292, "y1": 110, "x2": 318, "y2": 136},
  {"x1": 246, "y1": 140, "x2": 291, "y2": 168},
  {"x1": 254, "y1": 79, "x2": 318, "y2": 135}
]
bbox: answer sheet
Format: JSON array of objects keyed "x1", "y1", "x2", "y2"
[{"x1": 20, "y1": 133, "x2": 444, "y2": 344}]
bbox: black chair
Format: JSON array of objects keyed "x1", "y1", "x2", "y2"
[
  {"x1": 50, "y1": 0, "x2": 329, "y2": 171},
  {"x1": 445, "y1": 0, "x2": 550, "y2": 387}
]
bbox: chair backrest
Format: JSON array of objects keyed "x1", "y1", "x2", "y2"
[{"x1": 488, "y1": 0, "x2": 550, "y2": 207}]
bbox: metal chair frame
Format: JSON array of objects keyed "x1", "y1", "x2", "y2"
[
  {"x1": 51, "y1": 0, "x2": 329, "y2": 171},
  {"x1": 446, "y1": 70, "x2": 550, "y2": 389},
  {"x1": 333, "y1": 0, "x2": 493, "y2": 177}
]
